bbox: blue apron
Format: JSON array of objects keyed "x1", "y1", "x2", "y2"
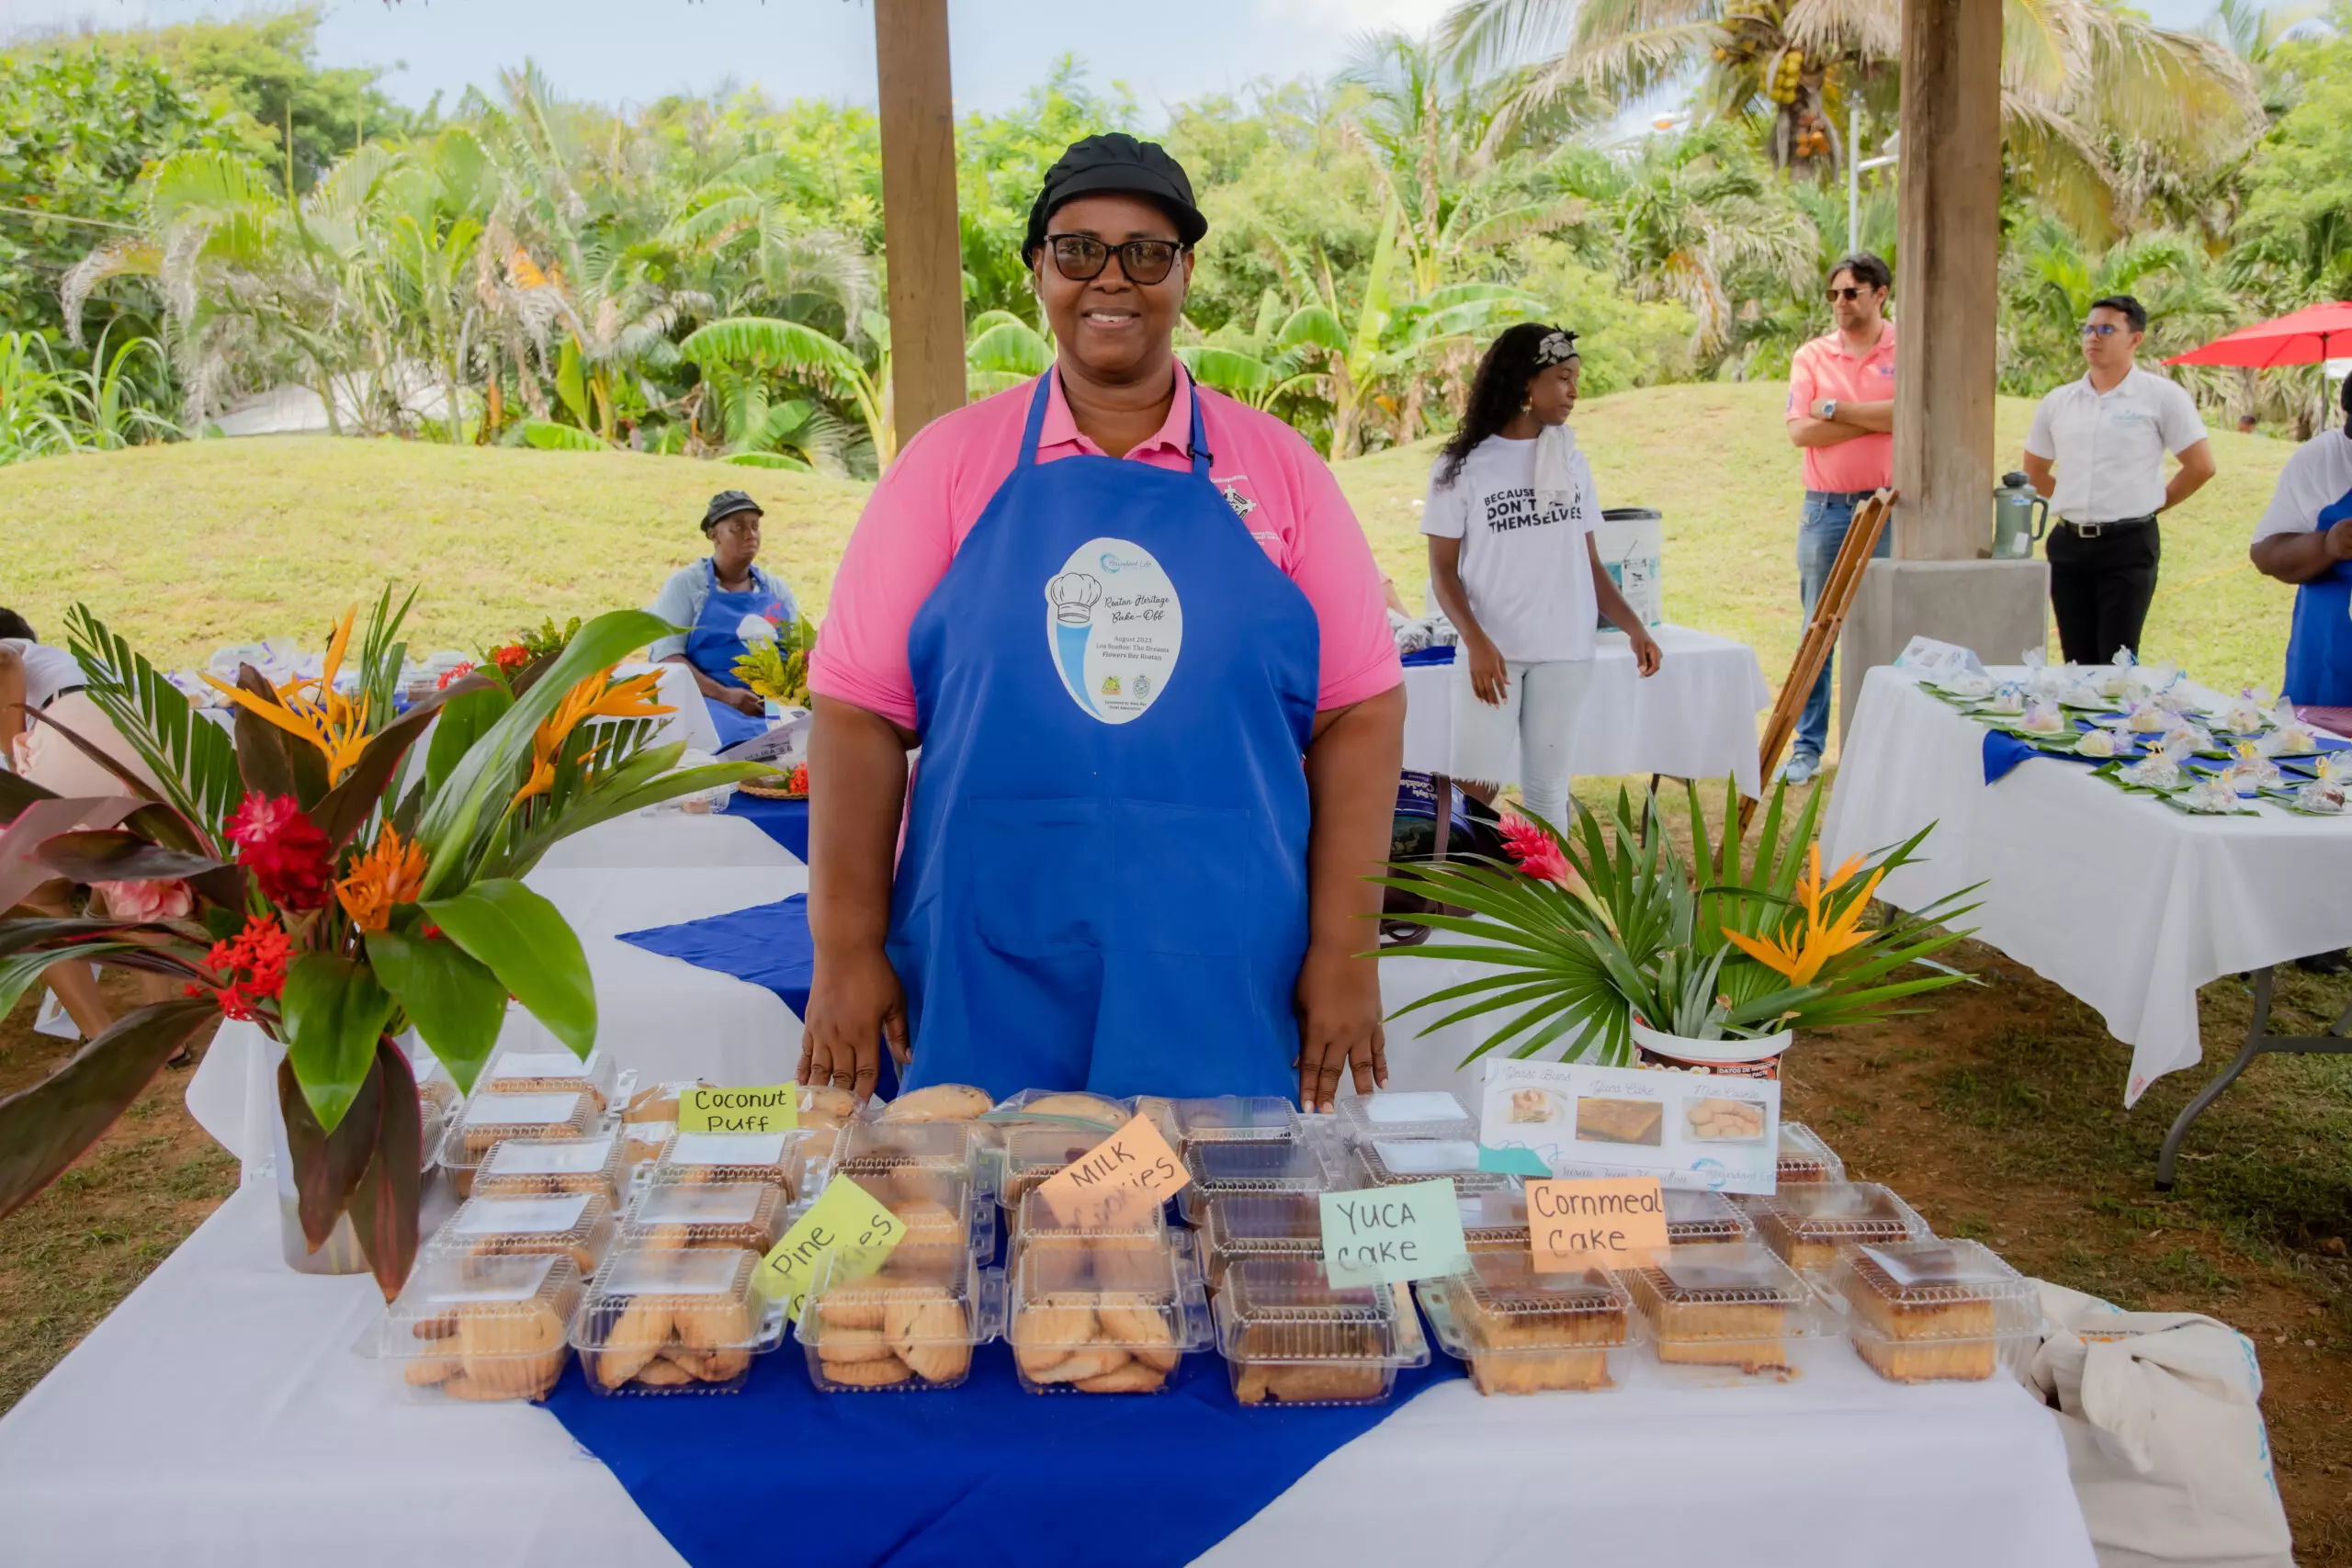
[
  {"x1": 889, "y1": 374, "x2": 1320, "y2": 1101},
  {"x1": 683, "y1": 558, "x2": 786, "y2": 750},
  {"x1": 2284, "y1": 489, "x2": 2352, "y2": 706}
]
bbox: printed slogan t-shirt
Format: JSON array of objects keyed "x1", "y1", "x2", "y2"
[{"x1": 1419, "y1": 433, "x2": 1599, "y2": 662}]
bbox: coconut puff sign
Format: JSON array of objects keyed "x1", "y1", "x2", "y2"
[{"x1": 0, "y1": 592, "x2": 766, "y2": 1295}]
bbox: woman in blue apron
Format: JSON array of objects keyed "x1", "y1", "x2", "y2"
[
  {"x1": 650, "y1": 490, "x2": 798, "y2": 750},
  {"x1": 796, "y1": 134, "x2": 1406, "y2": 1110}
]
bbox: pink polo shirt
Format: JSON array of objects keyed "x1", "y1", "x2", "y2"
[
  {"x1": 1786, "y1": 320, "x2": 1898, "y2": 493},
  {"x1": 808, "y1": 367, "x2": 1403, "y2": 731}
]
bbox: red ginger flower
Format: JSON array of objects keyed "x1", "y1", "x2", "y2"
[
  {"x1": 492, "y1": 644, "x2": 530, "y2": 674},
  {"x1": 1498, "y1": 813, "x2": 1574, "y2": 886},
  {"x1": 227, "y1": 793, "x2": 334, "y2": 910},
  {"x1": 436, "y1": 660, "x2": 476, "y2": 689},
  {"x1": 188, "y1": 913, "x2": 294, "y2": 1021}
]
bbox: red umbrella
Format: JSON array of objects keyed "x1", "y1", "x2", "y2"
[{"x1": 2165, "y1": 301, "x2": 2352, "y2": 368}]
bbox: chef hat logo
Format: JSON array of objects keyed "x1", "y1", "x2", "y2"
[{"x1": 1047, "y1": 572, "x2": 1102, "y2": 626}]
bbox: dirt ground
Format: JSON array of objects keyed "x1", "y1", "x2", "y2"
[{"x1": 2, "y1": 919, "x2": 2346, "y2": 1556}]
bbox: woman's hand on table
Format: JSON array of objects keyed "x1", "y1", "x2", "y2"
[
  {"x1": 1294, "y1": 942, "x2": 1386, "y2": 1113},
  {"x1": 799, "y1": 942, "x2": 910, "y2": 1098},
  {"x1": 1630, "y1": 627, "x2": 1663, "y2": 677},
  {"x1": 722, "y1": 686, "x2": 765, "y2": 716},
  {"x1": 1465, "y1": 636, "x2": 1510, "y2": 706}
]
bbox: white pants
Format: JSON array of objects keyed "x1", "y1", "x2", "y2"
[{"x1": 1447, "y1": 657, "x2": 1595, "y2": 828}]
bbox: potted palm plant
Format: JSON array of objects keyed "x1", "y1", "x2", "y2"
[
  {"x1": 0, "y1": 591, "x2": 764, "y2": 1295},
  {"x1": 1376, "y1": 781, "x2": 1977, "y2": 1072}
]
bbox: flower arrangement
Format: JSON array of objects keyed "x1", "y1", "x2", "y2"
[
  {"x1": 476, "y1": 615, "x2": 582, "y2": 686},
  {"x1": 1378, "y1": 780, "x2": 1977, "y2": 1065},
  {"x1": 0, "y1": 592, "x2": 764, "y2": 1294},
  {"x1": 731, "y1": 616, "x2": 817, "y2": 708}
]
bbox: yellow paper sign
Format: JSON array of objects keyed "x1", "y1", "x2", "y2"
[
  {"x1": 1032, "y1": 1111, "x2": 1189, "y2": 1230},
  {"x1": 752, "y1": 1175, "x2": 903, "y2": 1323},
  {"x1": 1526, "y1": 1177, "x2": 1668, "y2": 1270},
  {"x1": 678, "y1": 1085, "x2": 800, "y2": 1134}
]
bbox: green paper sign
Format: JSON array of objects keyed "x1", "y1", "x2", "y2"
[
  {"x1": 752, "y1": 1176, "x2": 903, "y2": 1323},
  {"x1": 678, "y1": 1084, "x2": 798, "y2": 1134},
  {"x1": 1476, "y1": 1144, "x2": 1552, "y2": 1177},
  {"x1": 1320, "y1": 1179, "x2": 1468, "y2": 1288}
]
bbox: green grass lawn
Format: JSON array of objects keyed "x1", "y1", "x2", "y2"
[{"x1": 0, "y1": 383, "x2": 2302, "y2": 699}]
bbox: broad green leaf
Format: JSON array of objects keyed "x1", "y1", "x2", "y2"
[
  {"x1": 346, "y1": 1042, "x2": 423, "y2": 1300},
  {"x1": 420, "y1": 878, "x2": 595, "y2": 1058},
  {"x1": 367, "y1": 925, "x2": 507, "y2": 1094},
  {"x1": 277, "y1": 1049, "x2": 382, "y2": 1253},
  {"x1": 280, "y1": 953, "x2": 396, "y2": 1134},
  {"x1": 424, "y1": 682, "x2": 513, "y2": 800}
]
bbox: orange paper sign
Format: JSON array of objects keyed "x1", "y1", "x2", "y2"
[
  {"x1": 1032, "y1": 1111, "x2": 1189, "y2": 1229},
  {"x1": 1526, "y1": 1177, "x2": 1668, "y2": 1270}
]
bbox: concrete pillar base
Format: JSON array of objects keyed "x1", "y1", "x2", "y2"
[{"x1": 1838, "y1": 558, "x2": 2049, "y2": 747}]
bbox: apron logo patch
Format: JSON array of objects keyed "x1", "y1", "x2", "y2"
[{"x1": 1046, "y1": 536, "x2": 1183, "y2": 724}]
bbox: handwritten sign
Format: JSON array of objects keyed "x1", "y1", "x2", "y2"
[
  {"x1": 1031, "y1": 1111, "x2": 1188, "y2": 1229},
  {"x1": 678, "y1": 1084, "x2": 799, "y2": 1134},
  {"x1": 1527, "y1": 1177, "x2": 1668, "y2": 1270},
  {"x1": 1320, "y1": 1179, "x2": 1468, "y2": 1287},
  {"x1": 752, "y1": 1176, "x2": 903, "y2": 1323}
]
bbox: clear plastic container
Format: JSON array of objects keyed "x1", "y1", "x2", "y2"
[
  {"x1": 1625, "y1": 1241, "x2": 1839, "y2": 1386},
  {"x1": 1417, "y1": 1252, "x2": 1636, "y2": 1394},
  {"x1": 471, "y1": 1133, "x2": 629, "y2": 1204},
  {"x1": 1333, "y1": 1090, "x2": 1476, "y2": 1145},
  {"x1": 481, "y1": 1046, "x2": 615, "y2": 1111},
  {"x1": 1009, "y1": 1187, "x2": 1171, "y2": 1269},
  {"x1": 571, "y1": 1245, "x2": 786, "y2": 1395},
  {"x1": 1351, "y1": 1138, "x2": 1515, "y2": 1198},
  {"x1": 1196, "y1": 1193, "x2": 1326, "y2": 1289},
  {"x1": 1179, "y1": 1138, "x2": 1332, "y2": 1224},
  {"x1": 425, "y1": 1190, "x2": 617, "y2": 1274},
  {"x1": 988, "y1": 1089, "x2": 1133, "y2": 1130},
  {"x1": 820, "y1": 1165, "x2": 992, "y2": 1258},
  {"x1": 838, "y1": 1120, "x2": 980, "y2": 1179},
  {"x1": 1006, "y1": 1233, "x2": 1210, "y2": 1393},
  {"x1": 379, "y1": 1251, "x2": 582, "y2": 1403},
  {"x1": 797, "y1": 1243, "x2": 1002, "y2": 1392},
  {"x1": 621, "y1": 1181, "x2": 789, "y2": 1253},
  {"x1": 1665, "y1": 1188, "x2": 1757, "y2": 1245},
  {"x1": 1172, "y1": 1096, "x2": 1301, "y2": 1145},
  {"x1": 649, "y1": 1126, "x2": 838, "y2": 1200},
  {"x1": 992, "y1": 1122, "x2": 1114, "y2": 1208},
  {"x1": 1460, "y1": 1188, "x2": 1532, "y2": 1254},
  {"x1": 1747, "y1": 1182, "x2": 1931, "y2": 1275},
  {"x1": 875, "y1": 1082, "x2": 998, "y2": 1124},
  {"x1": 1216, "y1": 1258, "x2": 1430, "y2": 1406},
  {"x1": 795, "y1": 1084, "x2": 863, "y2": 1131},
  {"x1": 1776, "y1": 1122, "x2": 1847, "y2": 1185},
  {"x1": 1834, "y1": 1239, "x2": 2041, "y2": 1384},
  {"x1": 443, "y1": 1090, "x2": 603, "y2": 1196}
]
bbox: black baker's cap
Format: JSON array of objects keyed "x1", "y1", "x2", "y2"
[
  {"x1": 701, "y1": 490, "x2": 762, "y2": 534},
  {"x1": 1023, "y1": 133, "x2": 1207, "y2": 265}
]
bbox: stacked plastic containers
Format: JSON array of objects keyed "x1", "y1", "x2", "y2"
[
  {"x1": 379, "y1": 1252, "x2": 583, "y2": 1403},
  {"x1": 1216, "y1": 1258, "x2": 1429, "y2": 1404},
  {"x1": 1418, "y1": 1251, "x2": 1637, "y2": 1395},
  {"x1": 571, "y1": 1247, "x2": 786, "y2": 1395},
  {"x1": 1745, "y1": 1182, "x2": 1933, "y2": 1281},
  {"x1": 1832, "y1": 1238, "x2": 2041, "y2": 1384},
  {"x1": 1623, "y1": 1240, "x2": 1840, "y2": 1387}
]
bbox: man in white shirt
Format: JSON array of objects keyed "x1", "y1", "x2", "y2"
[{"x1": 2022, "y1": 294, "x2": 2216, "y2": 664}]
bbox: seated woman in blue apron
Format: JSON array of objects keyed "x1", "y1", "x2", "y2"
[
  {"x1": 797, "y1": 133, "x2": 1407, "y2": 1110},
  {"x1": 2249, "y1": 378, "x2": 2352, "y2": 974},
  {"x1": 648, "y1": 490, "x2": 800, "y2": 750}
]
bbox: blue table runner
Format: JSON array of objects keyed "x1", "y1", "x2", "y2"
[{"x1": 721, "y1": 794, "x2": 809, "y2": 861}]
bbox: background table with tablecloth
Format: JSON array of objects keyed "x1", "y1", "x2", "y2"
[
  {"x1": 1401, "y1": 626, "x2": 1772, "y2": 800},
  {"x1": 1820, "y1": 664, "x2": 2352, "y2": 1104}
]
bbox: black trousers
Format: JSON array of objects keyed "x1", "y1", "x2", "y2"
[{"x1": 2047, "y1": 523, "x2": 2160, "y2": 666}]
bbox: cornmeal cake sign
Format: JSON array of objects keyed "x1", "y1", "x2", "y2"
[
  {"x1": 1476, "y1": 1059, "x2": 1783, "y2": 1195},
  {"x1": 1526, "y1": 1178, "x2": 1668, "y2": 1270}
]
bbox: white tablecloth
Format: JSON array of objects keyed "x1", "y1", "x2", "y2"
[
  {"x1": 1821, "y1": 666, "x2": 2352, "y2": 1103},
  {"x1": 0, "y1": 1182, "x2": 2094, "y2": 1568},
  {"x1": 1401, "y1": 626, "x2": 1772, "y2": 799}
]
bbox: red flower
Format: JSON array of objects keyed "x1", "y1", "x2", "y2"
[
  {"x1": 227, "y1": 793, "x2": 334, "y2": 910},
  {"x1": 786, "y1": 761, "x2": 808, "y2": 794},
  {"x1": 492, "y1": 644, "x2": 530, "y2": 673},
  {"x1": 1498, "y1": 813, "x2": 1574, "y2": 886},
  {"x1": 194, "y1": 913, "x2": 294, "y2": 1021},
  {"x1": 436, "y1": 660, "x2": 476, "y2": 690}
]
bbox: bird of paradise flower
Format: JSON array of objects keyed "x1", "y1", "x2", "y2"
[
  {"x1": 199, "y1": 604, "x2": 373, "y2": 784},
  {"x1": 1721, "y1": 845, "x2": 1886, "y2": 987},
  {"x1": 511, "y1": 666, "x2": 673, "y2": 807}
]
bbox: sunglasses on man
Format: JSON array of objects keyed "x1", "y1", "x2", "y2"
[
  {"x1": 1826, "y1": 284, "x2": 1879, "y2": 302},
  {"x1": 1046, "y1": 233, "x2": 1185, "y2": 286}
]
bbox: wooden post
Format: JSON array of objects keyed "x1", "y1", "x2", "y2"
[
  {"x1": 873, "y1": 0, "x2": 966, "y2": 458},
  {"x1": 1891, "y1": 0, "x2": 2002, "y2": 561}
]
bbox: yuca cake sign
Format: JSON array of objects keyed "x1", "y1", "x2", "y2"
[{"x1": 1477, "y1": 1057, "x2": 1782, "y2": 1196}]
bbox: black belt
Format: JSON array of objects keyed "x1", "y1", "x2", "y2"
[
  {"x1": 2056, "y1": 514, "x2": 2155, "y2": 539},
  {"x1": 38, "y1": 685, "x2": 85, "y2": 709},
  {"x1": 1804, "y1": 489, "x2": 1879, "y2": 505}
]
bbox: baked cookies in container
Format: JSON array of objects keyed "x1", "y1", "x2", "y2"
[
  {"x1": 570, "y1": 1246, "x2": 785, "y2": 1395},
  {"x1": 1333, "y1": 1089, "x2": 1476, "y2": 1146},
  {"x1": 425, "y1": 1190, "x2": 618, "y2": 1276},
  {"x1": 992, "y1": 1123, "x2": 1114, "y2": 1209},
  {"x1": 1418, "y1": 1252, "x2": 1634, "y2": 1394},
  {"x1": 442, "y1": 1089, "x2": 603, "y2": 1198},
  {"x1": 470, "y1": 1133, "x2": 629, "y2": 1205},
  {"x1": 876, "y1": 1083, "x2": 996, "y2": 1123},
  {"x1": 1625, "y1": 1241, "x2": 1837, "y2": 1386},
  {"x1": 1195, "y1": 1193, "x2": 1324, "y2": 1291},
  {"x1": 1007, "y1": 1187, "x2": 1171, "y2": 1275},
  {"x1": 1216, "y1": 1258, "x2": 1429, "y2": 1407},
  {"x1": 1005, "y1": 1232, "x2": 1210, "y2": 1393},
  {"x1": 648, "y1": 1126, "x2": 839, "y2": 1201},
  {"x1": 989, "y1": 1089, "x2": 1134, "y2": 1131},
  {"x1": 1775, "y1": 1122, "x2": 1847, "y2": 1185},
  {"x1": 838, "y1": 1121, "x2": 981, "y2": 1182},
  {"x1": 796, "y1": 1243, "x2": 1001, "y2": 1392},
  {"x1": 1178, "y1": 1137, "x2": 1333, "y2": 1224},
  {"x1": 619, "y1": 1079, "x2": 701, "y2": 1171},
  {"x1": 478, "y1": 1046, "x2": 615, "y2": 1112},
  {"x1": 621, "y1": 1181, "x2": 789, "y2": 1254},
  {"x1": 1747, "y1": 1182, "x2": 1930, "y2": 1276},
  {"x1": 1833, "y1": 1239, "x2": 2041, "y2": 1384},
  {"x1": 1350, "y1": 1138, "x2": 1516, "y2": 1201},
  {"x1": 380, "y1": 1252, "x2": 582, "y2": 1404}
]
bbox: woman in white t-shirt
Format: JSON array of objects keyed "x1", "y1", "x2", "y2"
[{"x1": 1422, "y1": 324, "x2": 1661, "y2": 828}]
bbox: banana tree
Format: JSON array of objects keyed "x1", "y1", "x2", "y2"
[
  {"x1": 966, "y1": 309, "x2": 1050, "y2": 400},
  {"x1": 0, "y1": 595, "x2": 765, "y2": 1295},
  {"x1": 678, "y1": 313, "x2": 890, "y2": 465}
]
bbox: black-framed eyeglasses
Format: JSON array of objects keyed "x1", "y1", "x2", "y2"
[
  {"x1": 1826, "y1": 285, "x2": 1874, "y2": 302},
  {"x1": 1046, "y1": 233, "x2": 1185, "y2": 286},
  {"x1": 2081, "y1": 322, "x2": 2127, "y2": 338}
]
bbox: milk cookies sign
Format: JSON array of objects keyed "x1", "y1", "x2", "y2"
[{"x1": 1478, "y1": 1058, "x2": 1782, "y2": 1195}]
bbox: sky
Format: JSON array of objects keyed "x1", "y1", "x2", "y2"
[{"x1": 0, "y1": 0, "x2": 2234, "y2": 119}]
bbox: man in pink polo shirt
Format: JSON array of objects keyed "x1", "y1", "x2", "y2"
[
  {"x1": 800, "y1": 133, "x2": 1403, "y2": 1114},
  {"x1": 1781, "y1": 252, "x2": 1898, "y2": 783}
]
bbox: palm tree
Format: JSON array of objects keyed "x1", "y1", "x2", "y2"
[{"x1": 676, "y1": 314, "x2": 888, "y2": 463}]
